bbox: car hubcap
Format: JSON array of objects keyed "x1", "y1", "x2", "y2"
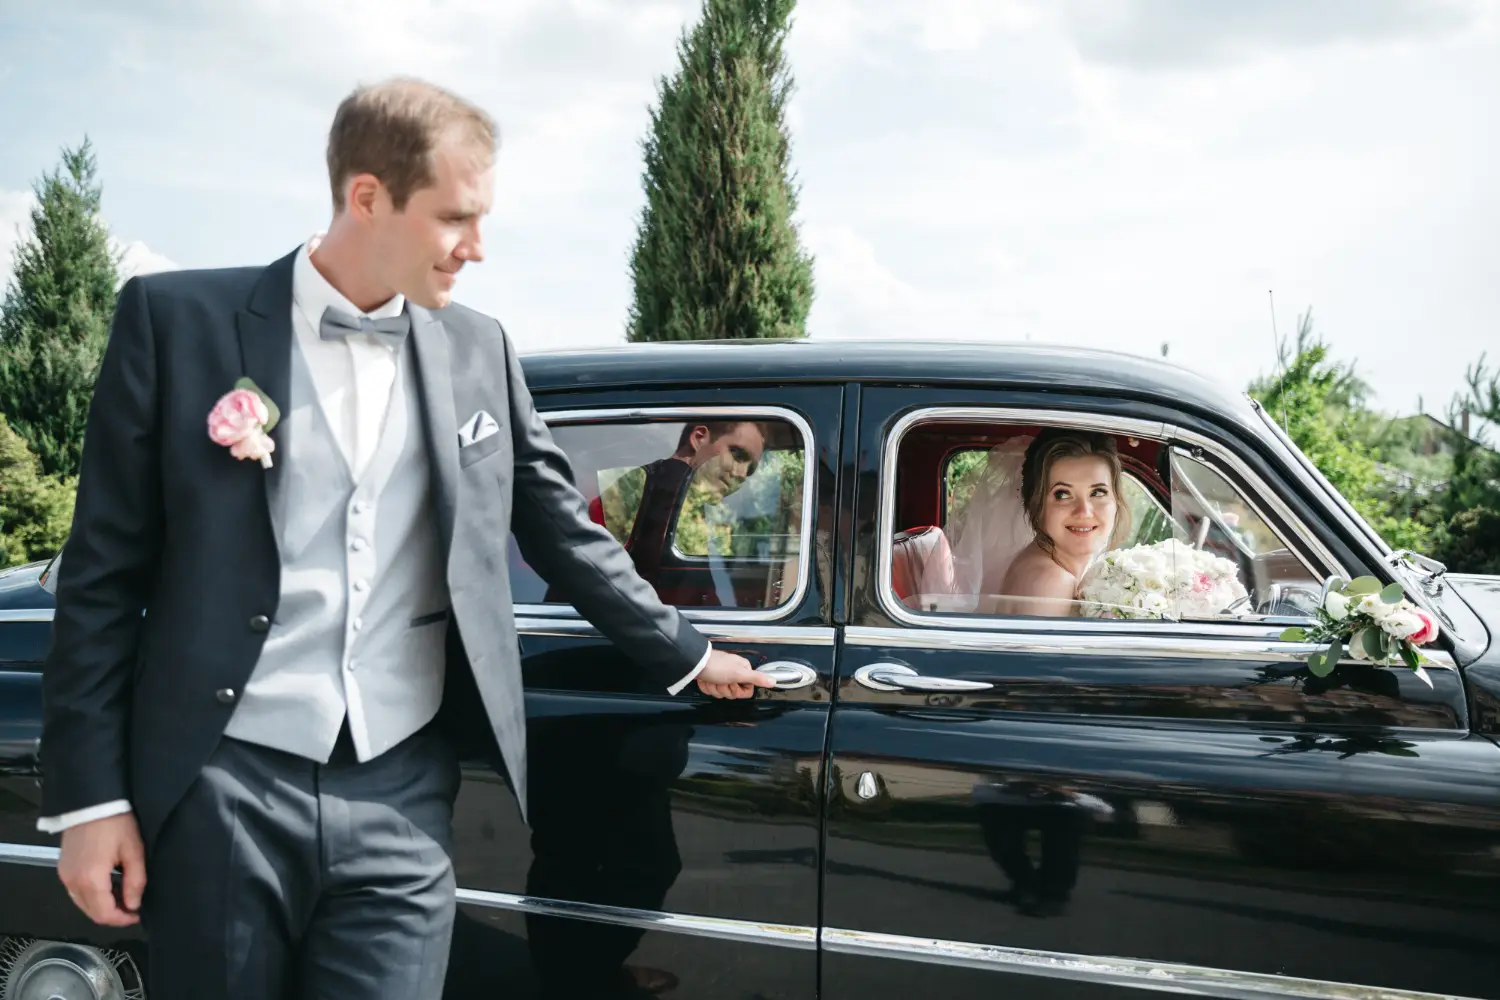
[{"x1": 0, "y1": 941, "x2": 133, "y2": 1000}]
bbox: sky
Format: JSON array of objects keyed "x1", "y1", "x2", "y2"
[{"x1": 1, "y1": 0, "x2": 1495, "y2": 420}]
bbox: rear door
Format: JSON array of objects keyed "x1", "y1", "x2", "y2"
[
  {"x1": 820, "y1": 386, "x2": 1500, "y2": 1000},
  {"x1": 444, "y1": 384, "x2": 840, "y2": 1000}
]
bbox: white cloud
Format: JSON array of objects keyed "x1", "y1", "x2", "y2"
[
  {"x1": 0, "y1": 186, "x2": 177, "y2": 293},
  {"x1": 2, "y1": 0, "x2": 1494, "y2": 415},
  {"x1": 0, "y1": 189, "x2": 35, "y2": 291},
  {"x1": 113, "y1": 238, "x2": 178, "y2": 284}
]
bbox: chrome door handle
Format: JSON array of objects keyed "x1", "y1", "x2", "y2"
[
  {"x1": 755, "y1": 661, "x2": 818, "y2": 690},
  {"x1": 854, "y1": 663, "x2": 993, "y2": 693}
]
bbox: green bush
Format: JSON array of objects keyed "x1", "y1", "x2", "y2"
[{"x1": 0, "y1": 412, "x2": 76, "y2": 567}]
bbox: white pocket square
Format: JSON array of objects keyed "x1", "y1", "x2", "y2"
[{"x1": 459, "y1": 409, "x2": 500, "y2": 448}]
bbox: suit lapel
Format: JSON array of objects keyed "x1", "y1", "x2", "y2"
[
  {"x1": 407, "y1": 303, "x2": 459, "y2": 555},
  {"x1": 235, "y1": 249, "x2": 298, "y2": 536}
]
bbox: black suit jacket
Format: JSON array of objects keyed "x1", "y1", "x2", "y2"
[{"x1": 40, "y1": 249, "x2": 709, "y2": 846}]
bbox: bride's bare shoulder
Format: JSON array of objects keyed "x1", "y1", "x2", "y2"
[{"x1": 1001, "y1": 547, "x2": 1077, "y2": 599}]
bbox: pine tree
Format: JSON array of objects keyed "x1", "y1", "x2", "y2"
[
  {"x1": 0, "y1": 138, "x2": 121, "y2": 478},
  {"x1": 626, "y1": 0, "x2": 814, "y2": 342}
]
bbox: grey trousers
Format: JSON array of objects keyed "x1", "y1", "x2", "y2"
[{"x1": 141, "y1": 722, "x2": 462, "y2": 1000}]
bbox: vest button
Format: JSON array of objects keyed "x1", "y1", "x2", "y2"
[
  {"x1": 215, "y1": 688, "x2": 237, "y2": 704},
  {"x1": 249, "y1": 614, "x2": 271, "y2": 632}
]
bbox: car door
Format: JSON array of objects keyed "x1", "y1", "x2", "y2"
[
  {"x1": 820, "y1": 386, "x2": 1500, "y2": 1000},
  {"x1": 443, "y1": 384, "x2": 839, "y2": 1000}
]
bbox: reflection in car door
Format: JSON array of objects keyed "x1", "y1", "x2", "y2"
[
  {"x1": 820, "y1": 387, "x2": 1500, "y2": 1000},
  {"x1": 441, "y1": 385, "x2": 840, "y2": 1000}
]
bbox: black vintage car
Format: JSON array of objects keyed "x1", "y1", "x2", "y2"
[{"x1": 2, "y1": 340, "x2": 1499, "y2": 1000}]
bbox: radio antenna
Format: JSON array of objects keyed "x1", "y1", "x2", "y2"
[{"x1": 1268, "y1": 289, "x2": 1289, "y2": 431}]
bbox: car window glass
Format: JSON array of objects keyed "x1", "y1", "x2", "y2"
[
  {"x1": 896, "y1": 424, "x2": 1321, "y2": 624},
  {"x1": 510, "y1": 416, "x2": 806, "y2": 612},
  {"x1": 1167, "y1": 449, "x2": 1324, "y2": 619}
]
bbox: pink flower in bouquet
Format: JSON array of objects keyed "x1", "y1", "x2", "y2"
[
  {"x1": 1408, "y1": 608, "x2": 1440, "y2": 646},
  {"x1": 1192, "y1": 572, "x2": 1214, "y2": 595},
  {"x1": 208, "y1": 387, "x2": 276, "y2": 467}
]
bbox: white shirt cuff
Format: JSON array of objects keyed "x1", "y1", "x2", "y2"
[
  {"x1": 36, "y1": 799, "x2": 133, "y2": 835},
  {"x1": 667, "y1": 642, "x2": 713, "y2": 696}
]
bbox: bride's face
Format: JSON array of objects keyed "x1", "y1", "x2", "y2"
[{"x1": 1041, "y1": 455, "x2": 1118, "y2": 562}]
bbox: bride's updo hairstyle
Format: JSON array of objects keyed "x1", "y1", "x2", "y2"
[{"x1": 1019, "y1": 429, "x2": 1131, "y2": 556}]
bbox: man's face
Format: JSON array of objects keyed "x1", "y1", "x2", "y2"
[
  {"x1": 369, "y1": 134, "x2": 493, "y2": 309},
  {"x1": 687, "y1": 423, "x2": 765, "y2": 496}
]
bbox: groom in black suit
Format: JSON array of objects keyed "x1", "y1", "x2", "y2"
[{"x1": 39, "y1": 77, "x2": 770, "y2": 999}]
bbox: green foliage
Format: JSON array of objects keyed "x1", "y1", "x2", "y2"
[
  {"x1": 626, "y1": 0, "x2": 814, "y2": 342},
  {"x1": 0, "y1": 138, "x2": 120, "y2": 478},
  {"x1": 0, "y1": 412, "x2": 76, "y2": 568},
  {"x1": 1443, "y1": 355, "x2": 1500, "y2": 518},
  {"x1": 1249, "y1": 310, "x2": 1432, "y2": 554},
  {"x1": 1435, "y1": 507, "x2": 1500, "y2": 575}
]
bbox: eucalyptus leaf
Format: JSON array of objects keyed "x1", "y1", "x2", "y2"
[
  {"x1": 1379, "y1": 582, "x2": 1405, "y2": 604},
  {"x1": 1280, "y1": 627, "x2": 1307, "y2": 642},
  {"x1": 1308, "y1": 648, "x2": 1336, "y2": 677},
  {"x1": 1362, "y1": 628, "x2": 1385, "y2": 661},
  {"x1": 1345, "y1": 576, "x2": 1381, "y2": 596}
]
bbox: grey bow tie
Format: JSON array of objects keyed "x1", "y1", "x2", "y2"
[{"x1": 319, "y1": 305, "x2": 411, "y2": 349}]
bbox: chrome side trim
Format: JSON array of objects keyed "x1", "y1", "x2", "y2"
[
  {"x1": 821, "y1": 928, "x2": 1473, "y2": 1000},
  {"x1": 0, "y1": 609, "x2": 53, "y2": 623},
  {"x1": 843, "y1": 625, "x2": 1459, "y2": 670},
  {"x1": 0, "y1": 843, "x2": 60, "y2": 867},
  {"x1": 876, "y1": 405, "x2": 1350, "y2": 633},
  {"x1": 0, "y1": 842, "x2": 1461, "y2": 996},
  {"x1": 0, "y1": 845, "x2": 817, "y2": 951},
  {"x1": 456, "y1": 888, "x2": 817, "y2": 951},
  {"x1": 517, "y1": 619, "x2": 836, "y2": 647},
  {"x1": 535, "y1": 404, "x2": 818, "y2": 624}
]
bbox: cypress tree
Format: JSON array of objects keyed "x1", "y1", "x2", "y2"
[
  {"x1": 626, "y1": 0, "x2": 814, "y2": 342},
  {"x1": 0, "y1": 138, "x2": 121, "y2": 477}
]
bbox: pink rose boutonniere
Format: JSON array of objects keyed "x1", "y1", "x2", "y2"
[{"x1": 208, "y1": 377, "x2": 281, "y2": 469}]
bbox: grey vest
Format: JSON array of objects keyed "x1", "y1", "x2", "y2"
[{"x1": 224, "y1": 332, "x2": 450, "y2": 763}]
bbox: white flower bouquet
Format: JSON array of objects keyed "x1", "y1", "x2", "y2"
[
  {"x1": 1279, "y1": 576, "x2": 1440, "y2": 686},
  {"x1": 1078, "y1": 539, "x2": 1249, "y2": 620}
]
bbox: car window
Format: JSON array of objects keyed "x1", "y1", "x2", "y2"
[
  {"x1": 511, "y1": 413, "x2": 807, "y2": 613},
  {"x1": 895, "y1": 421, "x2": 1324, "y2": 624},
  {"x1": 1167, "y1": 448, "x2": 1324, "y2": 619}
]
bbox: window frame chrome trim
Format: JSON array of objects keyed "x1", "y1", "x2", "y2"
[
  {"x1": 1252, "y1": 395, "x2": 1395, "y2": 559},
  {"x1": 516, "y1": 618, "x2": 836, "y2": 647},
  {"x1": 875, "y1": 405, "x2": 1349, "y2": 636},
  {"x1": 844, "y1": 624, "x2": 1459, "y2": 671},
  {"x1": 516, "y1": 404, "x2": 817, "y2": 624},
  {"x1": 820, "y1": 927, "x2": 1472, "y2": 1000}
]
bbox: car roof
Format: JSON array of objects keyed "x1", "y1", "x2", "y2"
[{"x1": 518, "y1": 339, "x2": 1256, "y2": 425}]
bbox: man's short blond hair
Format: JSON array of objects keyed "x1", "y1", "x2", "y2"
[{"x1": 326, "y1": 77, "x2": 498, "y2": 212}]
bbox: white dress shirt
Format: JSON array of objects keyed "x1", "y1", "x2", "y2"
[{"x1": 37, "y1": 237, "x2": 709, "y2": 834}]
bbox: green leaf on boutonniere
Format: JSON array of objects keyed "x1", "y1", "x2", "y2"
[
  {"x1": 1380, "y1": 582, "x2": 1405, "y2": 604},
  {"x1": 235, "y1": 376, "x2": 281, "y2": 433},
  {"x1": 1400, "y1": 642, "x2": 1421, "y2": 671},
  {"x1": 1361, "y1": 627, "x2": 1385, "y2": 662},
  {"x1": 1280, "y1": 627, "x2": 1307, "y2": 642},
  {"x1": 1345, "y1": 576, "x2": 1381, "y2": 596}
]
